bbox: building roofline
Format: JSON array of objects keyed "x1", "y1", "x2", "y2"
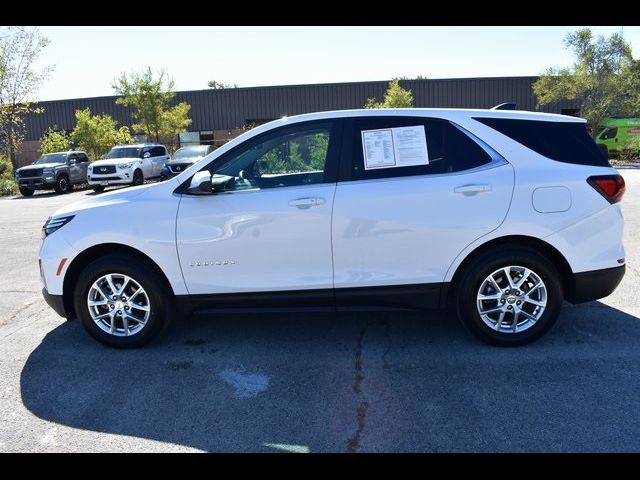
[{"x1": 29, "y1": 76, "x2": 541, "y2": 105}]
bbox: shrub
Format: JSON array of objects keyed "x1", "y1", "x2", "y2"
[
  {"x1": 619, "y1": 136, "x2": 640, "y2": 163},
  {"x1": 0, "y1": 179, "x2": 18, "y2": 196},
  {"x1": 0, "y1": 156, "x2": 18, "y2": 196}
]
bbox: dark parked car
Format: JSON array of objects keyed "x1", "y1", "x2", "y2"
[
  {"x1": 15, "y1": 151, "x2": 90, "y2": 196},
  {"x1": 160, "y1": 145, "x2": 214, "y2": 180}
]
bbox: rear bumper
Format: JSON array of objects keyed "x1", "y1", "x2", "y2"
[
  {"x1": 42, "y1": 287, "x2": 67, "y2": 318},
  {"x1": 568, "y1": 265, "x2": 625, "y2": 304}
]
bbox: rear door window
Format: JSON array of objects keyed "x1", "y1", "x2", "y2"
[{"x1": 343, "y1": 117, "x2": 493, "y2": 181}]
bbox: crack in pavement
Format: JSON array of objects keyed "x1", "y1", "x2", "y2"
[
  {"x1": 346, "y1": 324, "x2": 369, "y2": 453},
  {"x1": 0, "y1": 300, "x2": 38, "y2": 327}
]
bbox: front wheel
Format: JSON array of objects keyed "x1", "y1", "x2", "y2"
[
  {"x1": 455, "y1": 247, "x2": 563, "y2": 346},
  {"x1": 132, "y1": 169, "x2": 144, "y2": 186},
  {"x1": 19, "y1": 186, "x2": 34, "y2": 196},
  {"x1": 92, "y1": 186, "x2": 105, "y2": 193},
  {"x1": 73, "y1": 254, "x2": 173, "y2": 348},
  {"x1": 54, "y1": 175, "x2": 70, "y2": 194}
]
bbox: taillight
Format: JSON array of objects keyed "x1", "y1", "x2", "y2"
[{"x1": 587, "y1": 175, "x2": 626, "y2": 204}]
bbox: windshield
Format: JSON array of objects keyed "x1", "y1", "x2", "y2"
[
  {"x1": 34, "y1": 153, "x2": 67, "y2": 164},
  {"x1": 174, "y1": 145, "x2": 209, "y2": 159},
  {"x1": 105, "y1": 147, "x2": 141, "y2": 159}
]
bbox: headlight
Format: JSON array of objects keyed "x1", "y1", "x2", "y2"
[
  {"x1": 118, "y1": 163, "x2": 133, "y2": 169},
  {"x1": 42, "y1": 168, "x2": 54, "y2": 176},
  {"x1": 42, "y1": 215, "x2": 75, "y2": 239},
  {"x1": 87, "y1": 166, "x2": 92, "y2": 171}
]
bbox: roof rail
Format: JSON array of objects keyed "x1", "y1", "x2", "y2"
[{"x1": 491, "y1": 102, "x2": 516, "y2": 110}]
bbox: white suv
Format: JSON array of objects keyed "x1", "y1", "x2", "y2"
[
  {"x1": 39, "y1": 109, "x2": 626, "y2": 348},
  {"x1": 87, "y1": 143, "x2": 169, "y2": 192}
]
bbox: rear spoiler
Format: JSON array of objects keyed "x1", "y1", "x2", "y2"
[{"x1": 491, "y1": 102, "x2": 516, "y2": 110}]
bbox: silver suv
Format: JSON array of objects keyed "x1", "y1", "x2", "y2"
[{"x1": 15, "y1": 151, "x2": 90, "y2": 196}]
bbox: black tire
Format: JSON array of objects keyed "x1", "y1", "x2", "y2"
[
  {"x1": 73, "y1": 253, "x2": 174, "y2": 348},
  {"x1": 19, "y1": 186, "x2": 34, "y2": 196},
  {"x1": 455, "y1": 247, "x2": 563, "y2": 346},
  {"x1": 92, "y1": 186, "x2": 105, "y2": 193},
  {"x1": 132, "y1": 169, "x2": 144, "y2": 186},
  {"x1": 53, "y1": 174, "x2": 70, "y2": 194}
]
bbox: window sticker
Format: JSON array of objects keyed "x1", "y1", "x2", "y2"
[{"x1": 362, "y1": 125, "x2": 429, "y2": 170}]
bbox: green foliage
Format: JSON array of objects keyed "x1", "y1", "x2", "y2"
[
  {"x1": 208, "y1": 80, "x2": 238, "y2": 89},
  {"x1": 365, "y1": 78, "x2": 414, "y2": 109},
  {"x1": 39, "y1": 128, "x2": 70, "y2": 153},
  {"x1": 0, "y1": 27, "x2": 53, "y2": 170},
  {"x1": 113, "y1": 67, "x2": 192, "y2": 147},
  {"x1": 0, "y1": 155, "x2": 17, "y2": 196},
  {"x1": 619, "y1": 135, "x2": 640, "y2": 162},
  {"x1": 159, "y1": 101, "x2": 192, "y2": 152},
  {"x1": 70, "y1": 108, "x2": 132, "y2": 160},
  {"x1": 534, "y1": 28, "x2": 640, "y2": 136}
]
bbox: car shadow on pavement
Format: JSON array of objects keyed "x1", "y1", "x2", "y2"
[{"x1": 20, "y1": 303, "x2": 640, "y2": 452}]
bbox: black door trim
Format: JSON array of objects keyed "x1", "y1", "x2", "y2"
[{"x1": 180, "y1": 282, "x2": 448, "y2": 314}]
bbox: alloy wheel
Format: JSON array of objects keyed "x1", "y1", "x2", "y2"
[
  {"x1": 87, "y1": 273, "x2": 150, "y2": 337},
  {"x1": 476, "y1": 265, "x2": 547, "y2": 334}
]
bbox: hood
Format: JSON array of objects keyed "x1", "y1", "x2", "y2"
[
  {"x1": 91, "y1": 157, "x2": 139, "y2": 166},
  {"x1": 18, "y1": 162, "x2": 62, "y2": 170},
  {"x1": 52, "y1": 182, "x2": 154, "y2": 216}
]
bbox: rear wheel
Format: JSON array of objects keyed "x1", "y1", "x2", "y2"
[
  {"x1": 92, "y1": 186, "x2": 105, "y2": 193},
  {"x1": 73, "y1": 254, "x2": 173, "y2": 348},
  {"x1": 19, "y1": 186, "x2": 34, "y2": 196},
  {"x1": 132, "y1": 169, "x2": 144, "y2": 186},
  {"x1": 54, "y1": 174, "x2": 70, "y2": 194},
  {"x1": 455, "y1": 247, "x2": 563, "y2": 346}
]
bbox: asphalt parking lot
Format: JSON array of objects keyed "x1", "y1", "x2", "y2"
[{"x1": 1, "y1": 174, "x2": 640, "y2": 453}]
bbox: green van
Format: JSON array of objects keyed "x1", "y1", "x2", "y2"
[{"x1": 596, "y1": 117, "x2": 640, "y2": 157}]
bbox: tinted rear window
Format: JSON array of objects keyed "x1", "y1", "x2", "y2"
[{"x1": 475, "y1": 117, "x2": 609, "y2": 167}]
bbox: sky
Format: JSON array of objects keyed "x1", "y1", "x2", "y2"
[{"x1": 31, "y1": 26, "x2": 640, "y2": 102}]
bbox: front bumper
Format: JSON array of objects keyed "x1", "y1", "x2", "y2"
[
  {"x1": 42, "y1": 287, "x2": 67, "y2": 318},
  {"x1": 88, "y1": 172, "x2": 132, "y2": 185},
  {"x1": 17, "y1": 177, "x2": 55, "y2": 189},
  {"x1": 568, "y1": 265, "x2": 625, "y2": 304}
]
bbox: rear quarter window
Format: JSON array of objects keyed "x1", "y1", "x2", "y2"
[{"x1": 475, "y1": 117, "x2": 609, "y2": 167}]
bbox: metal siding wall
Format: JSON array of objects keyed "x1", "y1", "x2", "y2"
[{"x1": 23, "y1": 77, "x2": 579, "y2": 141}]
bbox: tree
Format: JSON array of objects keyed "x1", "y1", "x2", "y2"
[
  {"x1": 208, "y1": 80, "x2": 238, "y2": 89},
  {"x1": 158, "y1": 102, "x2": 191, "y2": 152},
  {"x1": 533, "y1": 28, "x2": 640, "y2": 137},
  {"x1": 365, "y1": 78, "x2": 414, "y2": 109},
  {"x1": 0, "y1": 27, "x2": 53, "y2": 170},
  {"x1": 70, "y1": 108, "x2": 131, "y2": 160},
  {"x1": 39, "y1": 128, "x2": 70, "y2": 153},
  {"x1": 112, "y1": 67, "x2": 192, "y2": 146}
]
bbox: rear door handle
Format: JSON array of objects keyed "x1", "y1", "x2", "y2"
[
  {"x1": 454, "y1": 184, "x2": 491, "y2": 195},
  {"x1": 288, "y1": 197, "x2": 326, "y2": 209}
]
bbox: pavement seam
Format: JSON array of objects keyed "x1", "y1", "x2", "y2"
[{"x1": 346, "y1": 323, "x2": 369, "y2": 453}]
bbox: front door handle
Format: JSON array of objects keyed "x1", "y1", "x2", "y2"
[
  {"x1": 454, "y1": 184, "x2": 491, "y2": 195},
  {"x1": 288, "y1": 197, "x2": 326, "y2": 209}
]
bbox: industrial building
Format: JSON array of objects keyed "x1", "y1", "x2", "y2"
[{"x1": 18, "y1": 76, "x2": 579, "y2": 165}]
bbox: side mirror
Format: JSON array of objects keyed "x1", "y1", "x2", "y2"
[
  {"x1": 143, "y1": 152, "x2": 151, "y2": 158},
  {"x1": 186, "y1": 170, "x2": 213, "y2": 195},
  {"x1": 68, "y1": 158, "x2": 77, "y2": 165}
]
